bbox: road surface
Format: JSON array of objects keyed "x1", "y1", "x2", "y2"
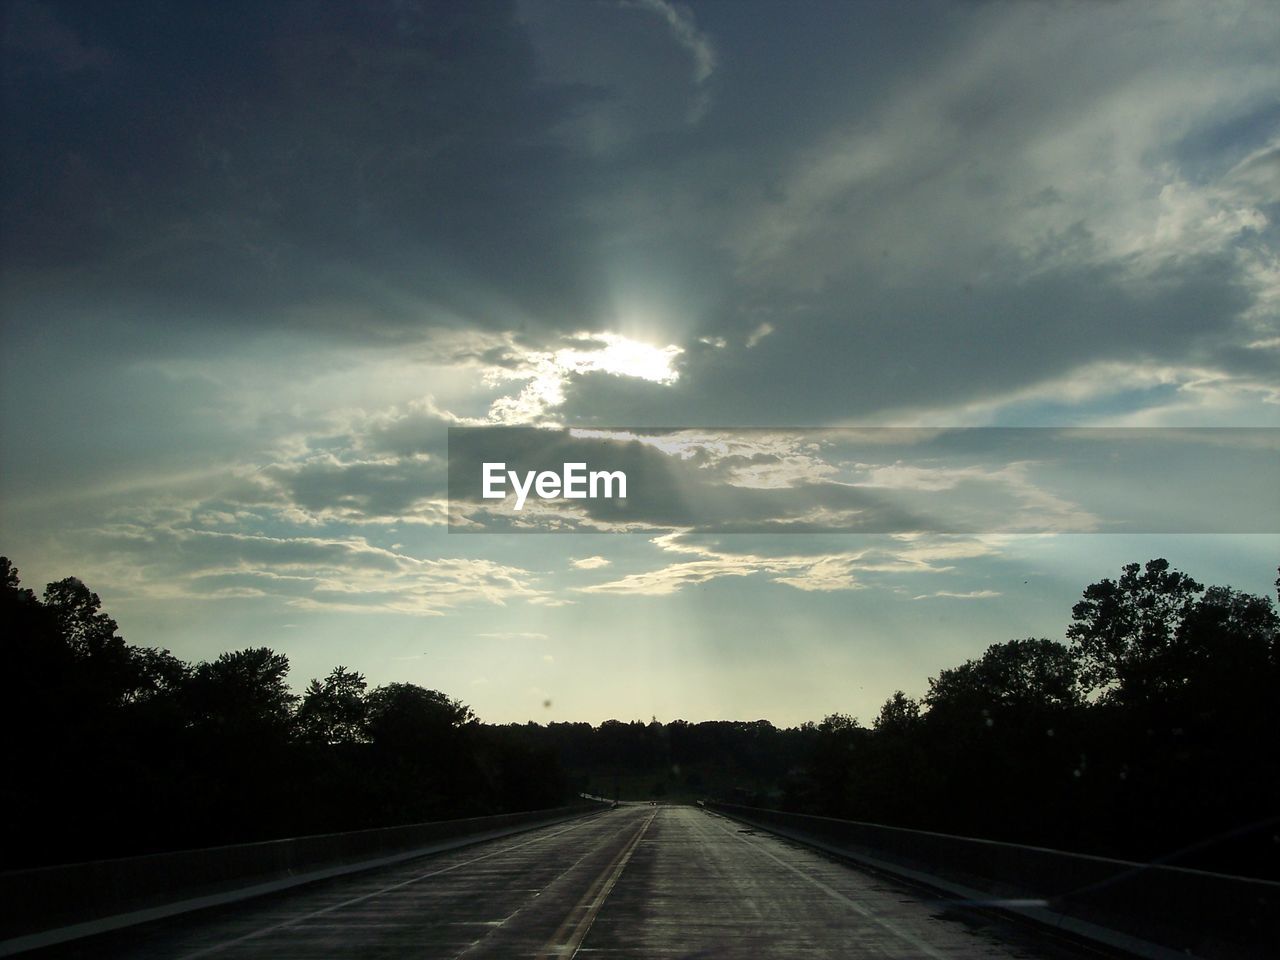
[{"x1": 27, "y1": 805, "x2": 1097, "y2": 959}]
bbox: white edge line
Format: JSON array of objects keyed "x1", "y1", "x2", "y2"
[{"x1": 708, "y1": 814, "x2": 950, "y2": 960}]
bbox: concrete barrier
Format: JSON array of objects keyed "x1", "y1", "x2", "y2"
[
  {"x1": 704, "y1": 802, "x2": 1277, "y2": 960},
  {"x1": 0, "y1": 804, "x2": 602, "y2": 953}
]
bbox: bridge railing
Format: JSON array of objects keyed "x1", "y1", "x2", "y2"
[
  {"x1": 0, "y1": 803, "x2": 604, "y2": 953},
  {"x1": 703, "y1": 801, "x2": 1277, "y2": 960}
]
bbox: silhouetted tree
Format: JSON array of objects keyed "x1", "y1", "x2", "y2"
[
  {"x1": 42, "y1": 577, "x2": 121, "y2": 655},
  {"x1": 2, "y1": 557, "x2": 30, "y2": 597},
  {"x1": 926, "y1": 637, "x2": 1080, "y2": 719},
  {"x1": 1067, "y1": 559, "x2": 1203, "y2": 705},
  {"x1": 361, "y1": 683, "x2": 479, "y2": 819},
  {"x1": 365, "y1": 682, "x2": 474, "y2": 749},
  {"x1": 41, "y1": 576, "x2": 144, "y2": 707},
  {"x1": 873, "y1": 690, "x2": 921, "y2": 734},
  {"x1": 186, "y1": 647, "x2": 298, "y2": 736},
  {"x1": 920, "y1": 638, "x2": 1083, "y2": 842},
  {"x1": 803, "y1": 713, "x2": 868, "y2": 815},
  {"x1": 1175, "y1": 585, "x2": 1279, "y2": 693},
  {"x1": 126, "y1": 646, "x2": 189, "y2": 704},
  {"x1": 3, "y1": 557, "x2": 66, "y2": 703},
  {"x1": 298, "y1": 665, "x2": 368, "y2": 745}
]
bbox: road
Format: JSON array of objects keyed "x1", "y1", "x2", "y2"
[{"x1": 28, "y1": 805, "x2": 1096, "y2": 959}]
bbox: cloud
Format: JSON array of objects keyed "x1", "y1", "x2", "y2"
[
  {"x1": 912, "y1": 590, "x2": 1003, "y2": 601},
  {"x1": 67, "y1": 519, "x2": 548, "y2": 616},
  {"x1": 542, "y1": 4, "x2": 1277, "y2": 427},
  {"x1": 628, "y1": 0, "x2": 716, "y2": 85},
  {"x1": 528, "y1": 595, "x2": 577, "y2": 607},
  {"x1": 477, "y1": 631, "x2": 550, "y2": 641},
  {"x1": 259, "y1": 454, "x2": 448, "y2": 527},
  {"x1": 878, "y1": 358, "x2": 1280, "y2": 428},
  {"x1": 5, "y1": 1, "x2": 1277, "y2": 442},
  {"x1": 577, "y1": 531, "x2": 997, "y2": 598},
  {"x1": 482, "y1": 332, "x2": 683, "y2": 424},
  {"x1": 17, "y1": 413, "x2": 1269, "y2": 632},
  {"x1": 518, "y1": 0, "x2": 718, "y2": 151},
  {"x1": 745, "y1": 323, "x2": 773, "y2": 349},
  {"x1": 2, "y1": 1, "x2": 609, "y2": 343}
]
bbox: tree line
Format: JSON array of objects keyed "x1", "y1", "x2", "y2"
[
  {"x1": 786, "y1": 559, "x2": 1280, "y2": 878},
  {"x1": 1, "y1": 557, "x2": 567, "y2": 869},
  {"x1": 3, "y1": 555, "x2": 1277, "y2": 878}
]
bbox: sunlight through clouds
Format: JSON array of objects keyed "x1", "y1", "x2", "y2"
[{"x1": 485, "y1": 332, "x2": 683, "y2": 424}]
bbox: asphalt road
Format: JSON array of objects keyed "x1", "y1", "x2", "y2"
[{"x1": 28, "y1": 805, "x2": 1100, "y2": 959}]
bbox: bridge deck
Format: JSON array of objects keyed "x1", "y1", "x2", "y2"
[{"x1": 26, "y1": 806, "x2": 1094, "y2": 959}]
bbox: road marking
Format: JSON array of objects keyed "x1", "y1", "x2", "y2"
[
  {"x1": 708, "y1": 813, "x2": 950, "y2": 960},
  {"x1": 453, "y1": 813, "x2": 646, "y2": 958},
  {"x1": 535, "y1": 811, "x2": 655, "y2": 958},
  {"x1": 174, "y1": 815, "x2": 605, "y2": 959}
]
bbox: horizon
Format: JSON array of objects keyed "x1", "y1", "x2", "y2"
[{"x1": 4, "y1": 545, "x2": 1275, "y2": 729}]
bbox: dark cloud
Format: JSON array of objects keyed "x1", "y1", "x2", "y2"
[
  {"x1": 3, "y1": 0, "x2": 606, "y2": 338},
  {"x1": 263, "y1": 454, "x2": 446, "y2": 522},
  {"x1": 5, "y1": 0, "x2": 1275, "y2": 423},
  {"x1": 559, "y1": 254, "x2": 1259, "y2": 424}
]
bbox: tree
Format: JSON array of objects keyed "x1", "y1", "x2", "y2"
[
  {"x1": 817, "y1": 712, "x2": 862, "y2": 736},
  {"x1": 1173, "y1": 585, "x2": 1279, "y2": 703},
  {"x1": 1, "y1": 557, "x2": 33, "y2": 600},
  {"x1": 365, "y1": 683, "x2": 474, "y2": 751},
  {"x1": 41, "y1": 576, "x2": 141, "y2": 706},
  {"x1": 874, "y1": 691, "x2": 921, "y2": 734},
  {"x1": 3, "y1": 557, "x2": 66, "y2": 694},
  {"x1": 298, "y1": 665, "x2": 368, "y2": 745},
  {"x1": 42, "y1": 577, "x2": 122, "y2": 657},
  {"x1": 803, "y1": 713, "x2": 868, "y2": 815},
  {"x1": 186, "y1": 647, "x2": 298, "y2": 736},
  {"x1": 126, "y1": 646, "x2": 189, "y2": 703},
  {"x1": 926, "y1": 638, "x2": 1080, "y2": 720},
  {"x1": 1066, "y1": 559, "x2": 1203, "y2": 704}
]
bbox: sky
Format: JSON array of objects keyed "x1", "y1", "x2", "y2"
[{"x1": 2, "y1": 0, "x2": 1278, "y2": 726}]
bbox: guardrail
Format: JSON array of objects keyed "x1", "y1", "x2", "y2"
[
  {"x1": 702, "y1": 801, "x2": 1277, "y2": 960},
  {"x1": 0, "y1": 803, "x2": 604, "y2": 954}
]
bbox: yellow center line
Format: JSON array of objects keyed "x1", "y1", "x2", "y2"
[{"x1": 535, "y1": 811, "x2": 656, "y2": 959}]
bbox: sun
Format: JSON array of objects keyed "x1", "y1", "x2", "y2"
[{"x1": 555, "y1": 332, "x2": 683, "y2": 385}]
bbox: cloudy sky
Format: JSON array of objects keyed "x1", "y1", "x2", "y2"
[{"x1": 2, "y1": 0, "x2": 1277, "y2": 725}]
